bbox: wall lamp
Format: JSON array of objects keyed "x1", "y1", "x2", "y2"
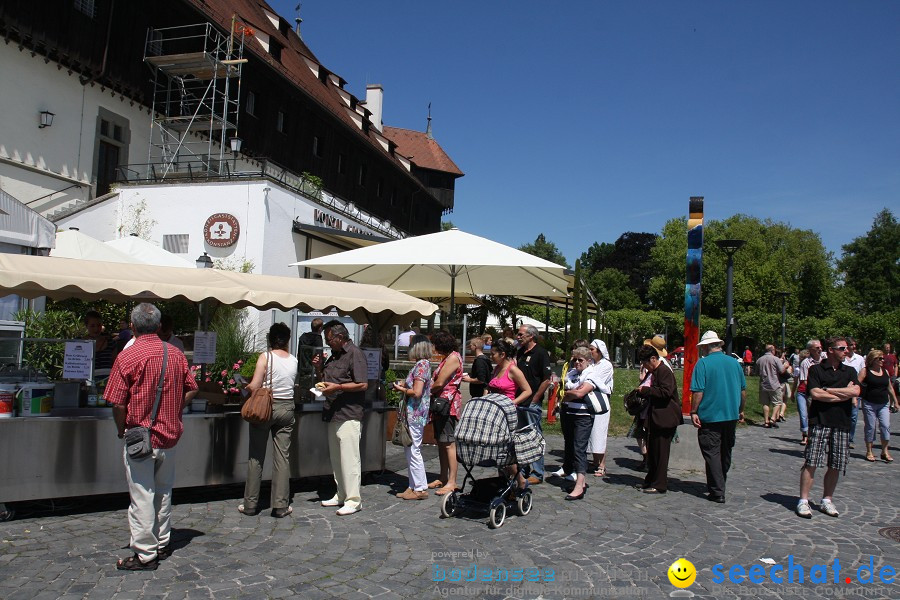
[
  {"x1": 195, "y1": 252, "x2": 213, "y2": 269},
  {"x1": 39, "y1": 111, "x2": 55, "y2": 129}
]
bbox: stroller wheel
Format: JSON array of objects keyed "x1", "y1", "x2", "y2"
[
  {"x1": 488, "y1": 501, "x2": 507, "y2": 529},
  {"x1": 440, "y1": 490, "x2": 460, "y2": 518},
  {"x1": 516, "y1": 490, "x2": 533, "y2": 516}
]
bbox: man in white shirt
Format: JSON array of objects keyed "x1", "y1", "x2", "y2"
[{"x1": 842, "y1": 337, "x2": 865, "y2": 449}]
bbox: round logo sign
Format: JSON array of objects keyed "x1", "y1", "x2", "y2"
[{"x1": 203, "y1": 213, "x2": 240, "y2": 247}]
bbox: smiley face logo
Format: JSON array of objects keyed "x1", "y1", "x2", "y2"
[{"x1": 668, "y1": 558, "x2": 696, "y2": 588}]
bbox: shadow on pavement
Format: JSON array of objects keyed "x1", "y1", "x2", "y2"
[
  {"x1": 768, "y1": 447, "x2": 805, "y2": 458},
  {"x1": 168, "y1": 528, "x2": 205, "y2": 555},
  {"x1": 760, "y1": 492, "x2": 798, "y2": 510}
]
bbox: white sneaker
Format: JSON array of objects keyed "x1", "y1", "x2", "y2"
[
  {"x1": 551, "y1": 468, "x2": 566, "y2": 477},
  {"x1": 564, "y1": 473, "x2": 576, "y2": 481},
  {"x1": 819, "y1": 499, "x2": 839, "y2": 518},
  {"x1": 796, "y1": 501, "x2": 812, "y2": 519},
  {"x1": 336, "y1": 504, "x2": 361, "y2": 516},
  {"x1": 321, "y1": 496, "x2": 341, "y2": 507}
]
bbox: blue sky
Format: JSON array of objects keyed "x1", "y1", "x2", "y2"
[{"x1": 273, "y1": 0, "x2": 899, "y2": 265}]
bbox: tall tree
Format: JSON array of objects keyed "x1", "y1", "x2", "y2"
[
  {"x1": 587, "y1": 268, "x2": 641, "y2": 310},
  {"x1": 579, "y1": 232, "x2": 657, "y2": 302},
  {"x1": 648, "y1": 215, "x2": 834, "y2": 319},
  {"x1": 838, "y1": 209, "x2": 899, "y2": 314},
  {"x1": 519, "y1": 233, "x2": 570, "y2": 269}
]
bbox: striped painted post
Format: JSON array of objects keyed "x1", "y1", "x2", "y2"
[{"x1": 682, "y1": 197, "x2": 704, "y2": 414}]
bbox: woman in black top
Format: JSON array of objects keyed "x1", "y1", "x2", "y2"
[{"x1": 859, "y1": 349, "x2": 898, "y2": 462}]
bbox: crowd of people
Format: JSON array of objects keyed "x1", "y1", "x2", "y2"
[{"x1": 98, "y1": 302, "x2": 897, "y2": 571}]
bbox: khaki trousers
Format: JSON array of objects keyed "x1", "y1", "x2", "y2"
[
  {"x1": 244, "y1": 401, "x2": 295, "y2": 511},
  {"x1": 123, "y1": 445, "x2": 177, "y2": 563},
  {"x1": 327, "y1": 419, "x2": 362, "y2": 509}
]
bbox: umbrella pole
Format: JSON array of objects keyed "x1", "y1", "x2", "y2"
[{"x1": 449, "y1": 268, "x2": 456, "y2": 332}]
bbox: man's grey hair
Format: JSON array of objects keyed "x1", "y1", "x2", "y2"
[
  {"x1": 131, "y1": 303, "x2": 161, "y2": 335},
  {"x1": 520, "y1": 324, "x2": 538, "y2": 338},
  {"x1": 327, "y1": 323, "x2": 350, "y2": 340},
  {"x1": 766, "y1": 344, "x2": 776, "y2": 353},
  {"x1": 706, "y1": 341, "x2": 724, "y2": 351},
  {"x1": 806, "y1": 339, "x2": 820, "y2": 350}
]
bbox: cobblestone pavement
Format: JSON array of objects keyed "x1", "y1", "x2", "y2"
[{"x1": 1, "y1": 415, "x2": 898, "y2": 600}]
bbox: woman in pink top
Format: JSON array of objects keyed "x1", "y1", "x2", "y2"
[
  {"x1": 430, "y1": 330, "x2": 464, "y2": 495},
  {"x1": 488, "y1": 338, "x2": 531, "y2": 404}
]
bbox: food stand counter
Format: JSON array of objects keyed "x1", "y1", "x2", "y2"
[{"x1": 0, "y1": 404, "x2": 387, "y2": 504}]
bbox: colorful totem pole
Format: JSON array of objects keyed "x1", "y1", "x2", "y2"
[{"x1": 682, "y1": 197, "x2": 704, "y2": 414}]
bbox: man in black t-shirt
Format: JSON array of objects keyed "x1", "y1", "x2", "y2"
[
  {"x1": 796, "y1": 336, "x2": 860, "y2": 520},
  {"x1": 462, "y1": 337, "x2": 492, "y2": 398},
  {"x1": 515, "y1": 324, "x2": 552, "y2": 483}
]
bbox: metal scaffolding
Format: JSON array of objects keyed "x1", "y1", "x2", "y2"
[{"x1": 144, "y1": 21, "x2": 245, "y2": 177}]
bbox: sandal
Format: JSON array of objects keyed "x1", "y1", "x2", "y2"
[
  {"x1": 865, "y1": 453, "x2": 876, "y2": 462},
  {"x1": 435, "y1": 486, "x2": 457, "y2": 496},
  {"x1": 427, "y1": 480, "x2": 444, "y2": 489},
  {"x1": 157, "y1": 545, "x2": 172, "y2": 560},
  {"x1": 116, "y1": 553, "x2": 159, "y2": 571},
  {"x1": 593, "y1": 466, "x2": 606, "y2": 477},
  {"x1": 882, "y1": 453, "x2": 894, "y2": 463}
]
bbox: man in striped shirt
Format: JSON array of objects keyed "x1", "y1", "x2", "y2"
[{"x1": 106, "y1": 303, "x2": 198, "y2": 571}]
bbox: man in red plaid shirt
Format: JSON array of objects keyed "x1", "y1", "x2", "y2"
[{"x1": 106, "y1": 303, "x2": 197, "y2": 571}]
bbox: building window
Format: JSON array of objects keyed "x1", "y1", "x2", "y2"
[
  {"x1": 270, "y1": 41, "x2": 282, "y2": 63},
  {"x1": 276, "y1": 111, "x2": 285, "y2": 133},
  {"x1": 389, "y1": 190, "x2": 395, "y2": 207},
  {"x1": 94, "y1": 108, "x2": 130, "y2": 197},
  {"x1": 313, "y1": 136, "x2": 324, "y2": 158},
  {"x1": 162, "y1": 234, "x2": 190, "y2": 254},
  {"x1": 337, "y1": 153, "x2": 345, "y2": 174},
  {"x1": 246, "y1": 92, "x2": 256, "y2": 116},
  {"x1": 358, "y1": 164, "x2": 367, "y2": 187},
  {"x1": 376, "y1": 179, "x2": 383, "y2": 198},
  {"x1": 74, "y1": 0, "x2": 96, "y2": 19}
]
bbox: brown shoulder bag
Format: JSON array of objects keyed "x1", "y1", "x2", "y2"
[{"x1": 241, "y1": 351, "x2": 273, "y2": 424}]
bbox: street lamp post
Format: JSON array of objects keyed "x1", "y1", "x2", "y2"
[
  {"x1": 776, "y1": 291, "x2": 790, "y2": 351},
  {"x1": 196, "y1": 252, "x2": 214, "y2": 381},
  {"x1": 714, "y1": 239, "x2": 746, "y2": 356}
]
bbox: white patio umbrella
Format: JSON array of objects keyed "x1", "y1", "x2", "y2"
[
  {"x1": 485, "y1": 313, "x2": 560, "y2": 334},
  {"x1": 50, "y1": 229, "x2": 137, "y2": 263},
  {"x1": 105, "y1": 235, "x2": 196, "y2": 268},
  {"x1": 292, "y1": 229, "x2": 569, "y2": 318}
]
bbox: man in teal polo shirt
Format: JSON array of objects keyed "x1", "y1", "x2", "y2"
[{"x1": 689, "y1": 330, "x2": 746, "y2": 504}]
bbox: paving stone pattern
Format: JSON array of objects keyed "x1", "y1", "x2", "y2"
[{"x1": 1, "y1": 416, "x2": 898, "y2": 599}]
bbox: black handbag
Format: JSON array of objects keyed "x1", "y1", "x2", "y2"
[
  {"x1": 623, "y1": 372, "x2": 651, "y2": 417},
  {"x1": 124, "y1": 344, "x2": 167, "y2": 460},
  {"x1": 431, "y1": 395, "x2": 451, "y2": 417}
]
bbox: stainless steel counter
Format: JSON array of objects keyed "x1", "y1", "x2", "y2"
[{"x1": 0, "y1": 408, "x2": 387, "y2": 503}]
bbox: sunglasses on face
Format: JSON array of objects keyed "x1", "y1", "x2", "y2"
[
  {"x1": 572, "y1": 358, "x2": 586, "y2": 364},
  {"x1": 831, "y1": 346, "x2": 847, "y2": 351}
]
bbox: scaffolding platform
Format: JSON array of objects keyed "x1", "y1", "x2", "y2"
[{"x1": 144, "y1": 22, "x2": 245, "y2": 177}]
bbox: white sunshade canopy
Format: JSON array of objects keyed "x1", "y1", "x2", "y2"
[
  {"x1": 50, "y1": 229, "x2": 137, "y2": 263},
  {"x1": 485, "y1": 313, "x2": 560, "y2": 334},
  {"x1": 292, "y1": 229, "x2": 569, "y2": 298},
  {"x1": 105, "y1": 236, "x2": 196, "y2": 268},
  {"x1": 0, "y1": 254, "x2": 437, "y2": 329}
]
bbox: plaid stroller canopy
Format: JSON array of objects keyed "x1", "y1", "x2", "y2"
[{"x1": 455, "y1": 394, "x2": 519, "y2": 467}]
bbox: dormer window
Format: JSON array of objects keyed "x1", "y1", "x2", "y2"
[{"x1": 269, "y1": 41, "x2": 283, "y2": 63}]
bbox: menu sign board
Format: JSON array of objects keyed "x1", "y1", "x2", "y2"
[
  {"x1": 361, "y1": 348, "x2": 382, "y2": 381},
  {"x1": 193, "y1": 331, "x2": 217, "y2": 364},
  {"x1": 63, "y1": 341, "x2": 93, "y2": 380}
]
